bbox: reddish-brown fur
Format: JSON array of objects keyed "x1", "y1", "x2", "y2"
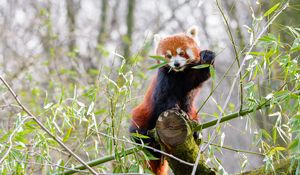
[
  {"x1": 131, "y1": 77, "x2": 157, "y2": 129},
  {"x1": 157, "y1": 33, "x2": 200, "y2": 60},
  {"x1": 132, "y1": 33, "x2": 201, "y2": 129},
  {"x1": 131, "y1": 32, "x2": 204, "y2": 175},
  {"x1": 149, "y1": 159, "x2": 169, "y2": 175}
]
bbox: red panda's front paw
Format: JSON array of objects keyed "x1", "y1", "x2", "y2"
[{"x1": 200, "y1": 50, "x2": 215, "y2": 65}]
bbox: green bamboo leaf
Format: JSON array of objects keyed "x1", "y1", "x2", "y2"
[
  {"x1": 209, "y1": 66, "x2": 215, "y2": 80},
  {"x1": 273, "y1": 128, "x2": 277, "y2": 144},
  {"x1": 63, "y1": 127, "x2": 73, "y2": 142},
  {"x1": 293, "y1": 114, "x2": 300, "y2": 119},
  {"x1": 149, "y1": 55, "x2": 168, "y2": 62},
  {"x1": 249, "y1": 52, "x2": 265, "y2": 56},
  {"x1": 262, "y1": 129, "x2": 272, "y2": 140},
  {"x1": 192, "y1": 64, "x2": 210, "y2": 69},
  {"x1": 131, "y1": 132, "x2": 150, "y2": 139},
  {"x1": 288, "y1": 139, "x2": 299, "y2": 151},
  {"x1": 291, "y1": 38, "x2": 300, "y2": 52},
  {"x1": 244, "y1": 82, "x2": 254, "y2": 89},
  {"x1": 273, "y1": 146, "x2": 286, "y2": 151},
  {"x1": 259, "y1": 35, "x2": 276, "y2": 43},
  {"x1": 287, "y1": 26, "x2": 300, "y2": 37},
  {"x1": 148, "y1": 62, "x2": 168, "y2": 70},
  {"x1": 264, "y1": 3, "x2": 280, "y2": 17},
  {"x1": 87, "y1": 101, "x2": 95, "y2": 115},
  {"x1": 291, "y1": 46, "x2": 300, "y2": 53},
  {"x1": 43, "y1": 102, "x2": 53, "y2": 109}
]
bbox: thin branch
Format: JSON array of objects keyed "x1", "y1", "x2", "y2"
[
  {"x1": 2, "y1": 158, "x2": 89, "y2": 174},
  {"x1": 202, "y1": 140, "x2": 264, "y2": 156},
  {"x1": 196, "y1": 82, "x2": 297, "y2": 131},
  {"x1": 97, "y1": 132, "x2": 195, "y2": 167},
  {"x1": 192, "y1": 2, "x2": 290, "y2": 174},
  {"x1": 57, "y1": 131, "x2": 198, "y2": 174},
  {"x1": 153, "y1": 0, "x2": 191, "y2": 33},
  {"x1": 195, "y1": 100, "x2": 269, "y2": 132},
  {"x1": 56, "y1": 147, "x2": 138, "y2": 175},
  {"x1": 0, "y1": 75, "x2": 98, "y2": 175},
  {"x1": 216, "y1": 0, "x2": 244, "y2": 111}
]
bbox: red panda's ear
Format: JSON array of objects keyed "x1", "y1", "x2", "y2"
[
  {"x1": 186, "y1": 26, "x2": 198, "y2": 39},
  {"x1": 153, "y1": 34, "x2": 162, "y2": 54},
  {"x1": 187, "y1": 26, "x2": 200, "y2": 46}
]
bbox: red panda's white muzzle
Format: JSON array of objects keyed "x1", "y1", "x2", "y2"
[{"x1": 169, "y1": 56, "x2": 187, "y2": 72}]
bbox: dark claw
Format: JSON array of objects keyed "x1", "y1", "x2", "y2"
[{"x1": 200, "y1": 50, "x2": 215, "y2": 65}]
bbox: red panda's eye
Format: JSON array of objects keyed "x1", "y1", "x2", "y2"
[
  {"x1": 166, "y1": 54, "x2": 172, "y2": 59},
  {"x1": 179, "y1": 51, "x2": 185, "y2": 57}
]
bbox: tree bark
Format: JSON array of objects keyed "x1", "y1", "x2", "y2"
[
  {"x1": 66, "y1": 0, "x2": 77, "y2": 52},
  {"x1": 123, "y1": 0, "x2": 135, "y2": 61},
  {"x1": 98, "y1": 0, "x2": 109, "y2": 44},
  {"x1": 155, "y1": 108, "x2": 216, "y2": 175}
]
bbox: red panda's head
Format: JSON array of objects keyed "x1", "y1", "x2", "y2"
[{"x1": 154, "y1": 26, "x2": 200, "y2": 72}]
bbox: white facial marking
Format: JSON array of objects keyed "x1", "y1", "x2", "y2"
[
  {"x1": 186, "y1": 48, "x2": 195, "y2": 60},
  {"x1": 166, "y1": 50, "x2": 172, "y2": 55},
  {"x1": 176, "y1": 48, "x2": 182, "y2": 54}
]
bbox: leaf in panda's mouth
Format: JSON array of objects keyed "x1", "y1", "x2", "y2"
[
  {"x1": 148, "y1": 55, "x2": 169, "y2": 70},
  {"x1": 148, "y1": 62, "x2": 169, "y2": 70},
  {"x1": 192, "y1": 64, "x2": 210, "y2": 69},
  {"x1": 149, "y1": 55, "x2": 168, "y2": 62}
]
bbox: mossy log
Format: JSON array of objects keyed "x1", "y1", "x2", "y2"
[
  {"x1": 155, "y1": 108, "x2": 296, "y2": 175},
  {"x1": 155, "y1": 108, "x2": 216, "y2": 175}
]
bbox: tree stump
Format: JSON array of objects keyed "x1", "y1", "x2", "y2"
[{"x1": 155, "y1": 108, "x2": 216, "y2": 175}]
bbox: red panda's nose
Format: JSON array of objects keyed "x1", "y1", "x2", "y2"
[{"x1": 174, "y1": 62, "x2": 180, "y2": 67}]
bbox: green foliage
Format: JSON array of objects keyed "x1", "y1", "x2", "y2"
[
  {"x1": 148, "y1": 55, "x2": 169, "y2": 70},
  {"x1": 244, "y1": 26, "x2": 300, "y2": 173},
  {"x1": 0, "y1": 1, "x2": 299, "y2": 174},
  {"x1": 0, "y1": 43, "x2": 151, "y2": 174},
  {"x1": 192, "y1": 64, "x2": 210, "y2": 69},
  {"x1": 264, "y1": 3, "x2": 280, "y2": 17}
]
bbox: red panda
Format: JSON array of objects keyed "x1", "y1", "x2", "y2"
[{"x1": 130, "y1": 26, "x2": 215, "y2": 175}]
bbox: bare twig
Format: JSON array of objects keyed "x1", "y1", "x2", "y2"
[
  {"x1": 202, "y1": 140, "x2": 264, "y2": 156},
  {"x1": 0, "y1": 75, "x2": 98, "y2": 175},
  {"x1": 56, "y1": 147, "x2": 138, "y2": 175},
  {"x1": 216, "y1": 0, "x2": 244, "y2": 111},
  {"x1": 153, "y1": 0, "x2": 191, "y2": 33}
]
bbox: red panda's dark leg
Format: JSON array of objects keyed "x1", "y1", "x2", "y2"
[{"x1": 130, "y1": 76, "x2": 170, "y2": 174}]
